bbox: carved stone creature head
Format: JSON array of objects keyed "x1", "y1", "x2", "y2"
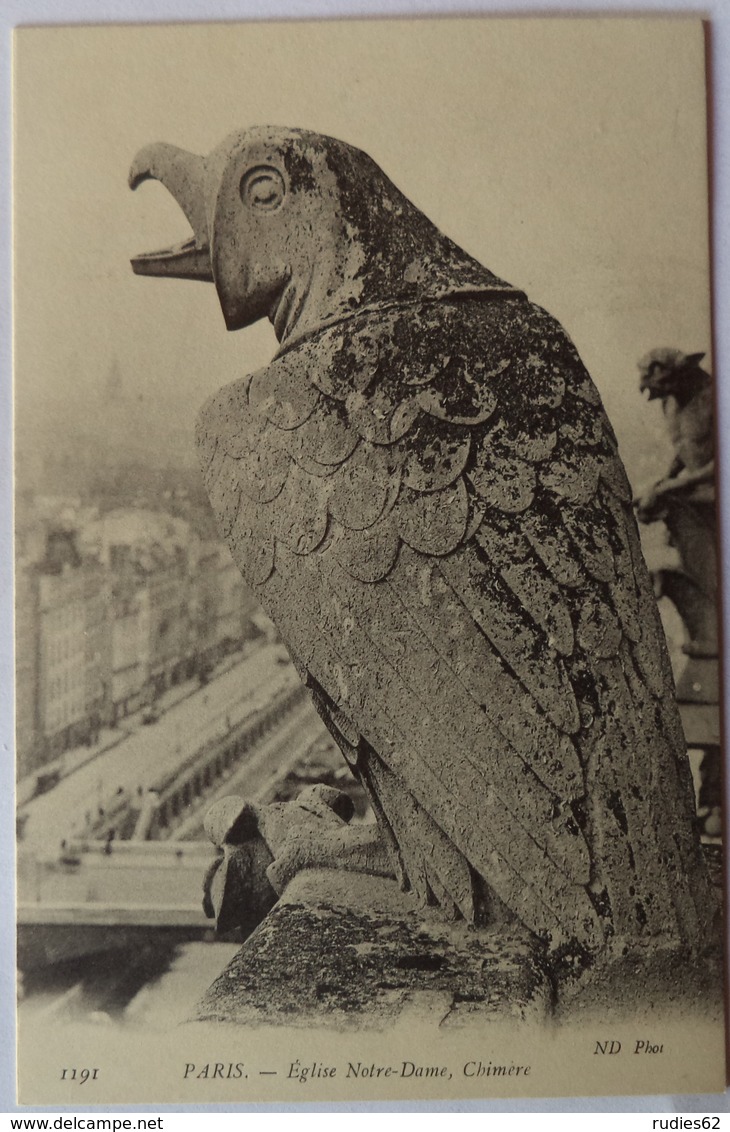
[
  {"x1": 638, "y1": 347, "x2": 708, "y2": 401},
  {"x1": 203, "y1": 796, "x2": 278, "y2": 934},
  {"x1": 202, "y1": 786, "x2": 356, "y2": 933},
  {"x1": 129, "y1": 127, "x2": 509, "y2": 346}
]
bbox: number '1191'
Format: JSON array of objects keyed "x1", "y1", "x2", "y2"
[{"x1": 61, "y1": 1068, "x2": 99, "y2": 1083}]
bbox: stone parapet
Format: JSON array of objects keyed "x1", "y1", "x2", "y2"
[{"x1": 194, "y1": 869, "x2": 552, "y2": 1029}]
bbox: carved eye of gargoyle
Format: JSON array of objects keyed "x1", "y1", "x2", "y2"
[{"x1": 239, "y1": 166, "x2": 286, "y2": 211}]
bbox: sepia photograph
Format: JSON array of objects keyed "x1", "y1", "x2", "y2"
[{"x1": 11, "y1": 15, "x2": 726, "y2": 1105}]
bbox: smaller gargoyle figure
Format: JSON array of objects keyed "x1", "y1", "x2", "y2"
[
  {"x1": 203, "y1": 785, "x2": 393, "y2": 934},
  {"x1": 634, "y1": 348, "x2": 721, "y2": 838},
  {"x1": 635, "y1": 348, "x2": 714, "y2": 524}
]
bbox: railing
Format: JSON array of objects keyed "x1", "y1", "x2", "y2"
[{"x1": 90, "y1": 683, "x2": 309, "y2": 840}]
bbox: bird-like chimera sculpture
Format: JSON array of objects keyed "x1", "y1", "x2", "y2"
[{"x1": 130, "y1": 127, "x2": 714, "y2": 972}]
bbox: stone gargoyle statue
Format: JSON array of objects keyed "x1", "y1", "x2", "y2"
[
  {"x1": 130, "y1": 127, "x2": 715, "y2": 976},
  {"x1": 634, "y1": 348, "x2": 721, "y2": 840}
]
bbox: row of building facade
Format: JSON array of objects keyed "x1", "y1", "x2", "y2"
[{"x1": 16, "y1": 502, "x2": 262, "y2": 782}]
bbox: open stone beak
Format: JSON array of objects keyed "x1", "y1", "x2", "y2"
[{"x1": 129, "y1": 143, "x2": 213, "y2": 280}]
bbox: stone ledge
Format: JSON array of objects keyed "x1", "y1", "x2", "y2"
[
  {"x1": 192, "y1": 858, "x2": 724, "y2": 1030},
  {"x1": 193, "y1": 869, "x2": 552, "y2": 1029}
]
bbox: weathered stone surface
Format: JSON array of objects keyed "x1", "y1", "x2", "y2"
[
  {"x1": 194, "y1": 847, "x2": 724, "y2": 1030},
  {"x1": 131, "y1": 127, "x2": 717, "y2": 980},
  {"x1": 193, "y1": 870, "x2": 551, "y2": 1029}
]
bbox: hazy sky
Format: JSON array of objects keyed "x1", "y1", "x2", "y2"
[{"x1": 13, "y1": 17, "x2": 712, "y2": 488}]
